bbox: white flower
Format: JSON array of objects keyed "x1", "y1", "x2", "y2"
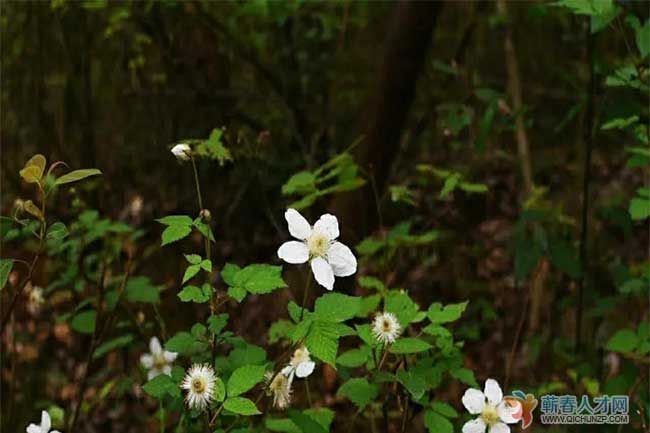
[
  {"x1": 26, "y1": 411, "x2": 60, "y2": 433},
  {"x1": 181, "y1": 364, "x2": 217, "y2": 411},
  {"x1": 281, "y1": 346, "x2": 315, "y2": 381},
  {"x1": 372, "y1": 312, "x2": 401, "y2": 344},
  {"x1": 265, "y1": 371, "x2": 292, "y2": 409},
  {"x1": 277, "y1": 209, "x2": 357, "y2": 291},
  {"x1": 140, "y1": 337, "x2": 177, "y2": 380},
  {"x1": 27, "y1": 285, "x2": 45, "y2": 315},
  {"x1": 171, "y1": 143, "x2": 191, "y2": 161},
  {"x1": 462, "y1": 378, "x2": 522, "y2": 433}
]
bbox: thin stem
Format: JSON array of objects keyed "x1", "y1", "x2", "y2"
[
  {"x1": 576, "y1": 16, "x2": 595, "y2": 352},
  {"x1": 159, "y1": 401, "x2": 165, "y2": 433},
  {"x1": 305, "y1": 378, "x2": 313, "y2": 407},
  {"x1": 377, "y1": 346, "x2": 389, "y2": 371},
  {"x1": 299, "y1": 272, "x2": 312, "y2": 321},
  {"x1": 190, "y1": 156, "x2": 204, "y2": 211}
]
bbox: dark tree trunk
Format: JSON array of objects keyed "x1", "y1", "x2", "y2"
[{"x1": 334, "y1": 1, "x2": 442, "y2": 239}]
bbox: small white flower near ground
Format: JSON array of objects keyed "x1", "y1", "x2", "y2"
[
  {"x1": 27, "y1": 285, "x2": 45, "y2": 315},
  {"x1": 265, "y1": 371, "x2": 292, "y2": 409},
  {"x1": 26, "y1": 411, "x2": 60, "y2": 433},
  {"x1": 181, "y1": 364, "x2": 217, "y2": 411},
  {"x1": 277, "y1": 208, "x2": 357, "y2": 290},
  {"x1": 281, "y1": 346, "x2": 315, "y2": 381},
  {"x1": 171, "y1": 143, "x2": 191, "y2": 161},
  {"x1": 371, "y1": 312, "x2": 401, "y2": 344},
  {"x1": 462, "y1": 378, "x2": 522, "y2": 433},
  {"x1": 140, "y1": 337, "x2": 177, "y2": 380}
]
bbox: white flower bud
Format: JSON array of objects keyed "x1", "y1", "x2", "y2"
[{"x1": 171, "y1": 143, "x2": 191, "y2": 161}]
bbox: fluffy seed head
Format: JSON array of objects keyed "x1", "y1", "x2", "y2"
[
  {"x1": 181, "y1": 364, "x2": 217, "y2": 411},
  {"x1": 372, "y1": 312, "x2": 401, "y2": 344}
]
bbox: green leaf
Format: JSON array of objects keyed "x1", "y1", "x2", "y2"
[
  {"x1": 390, "y1": 338, "x2": 432, "y2": 354},
  {"x1": 305, "y1": 321, "x2": 339, "y2": 366},
  {"x1": 165, "y1": 331, "x2": 206, "y2": 355},
  {"x1": 336, "y1": 378, "x2": 378, "y2": 410},
  {"x1": 269, "y1": 320, "x2": 295, "y2": 344},
  {"x1": 427, "y1": 301, "x2": 468, "y2": 324},
  {"x1": 208, "y1": 314, "x2": 229, "y2": 335},
  {"x1": 0, "y1": 259, "x2": 14, "y2": 291},
  {"x1": 549, "y1": 238, "x2": 581, "y2": 278},
  {"x1": 288, "y1": 409, "x2": 327, "y2": 433},
  {"x1": 55, "y1": 168, "x2": 102, "y2": 185},
  {"x1": 71, "y1": 310, "x2": 96, "y2": 334},
  {"x1": 424, "y1": 410, "x2": 454, "y2": 433},
  {"x1": 161, "y1": 224, "x2": 192, "y2": 246},
  {"x1": 224, "y1": 397, "x2": 261, "y2": 415},
  {"x1": 200, "y1": 259, "x2": 212, "y2": 272},
  {"x1": 396, "y1": 369, "x2": 427, "y2": 399},
  {"x1": 228, "y1": 286, "x2": 248, "y2": 303},
  {"x1": 178, "y1": 285, "x2": 212, "y2": 303},
  {"x1": 125, "y1": 276, "x2": 161, "y2": 304},
  {"x1": 227, "y1": 365, "x2": 266, "y2": 396},
  {"x1": 358, "y1": 276, "x2": 385, "y2": 292},
  {"x1": 182, "y1": 264, "x2": 201, "y2": 284},
  {"x1": 314, "y1": 293, "x2": 361, "y2": 322},
  {"x1": 215, "y1": 377, "x2": 226, "y2": 402},
  {"x1": 93, "y1": 334, "x2": 134, "y2": 359},
  {"x1": 143, "y1": 374, "x2": 179, "y2": 399},
  {"x1": 475, "y1": 101, "x2": 496, "y2": 152},
  {"x1": 157, "y1": 215, "x2": 193, "y2": 226},
  {"x1": 46, "y1": 222, "x2": 68, "y2": 240},
  {"x1": 630, "y1": 197, "x2": 650, "y2": 220},
  {"x1": 20, "y1": 154, "x2": 46, "y2": 183},
  {"x1": 337, "y1": 347, "x2": 371, "y2": 368},
  {"x1": 605, "y1": 329, "x2": 639, "y2": 353},
  {"x1": 431, "y1": 401, "x2": 459, "y2": 418},
  {"x1": 282, "y1": 171, "x2": 317, "y2": 195},
  {"x1": 224, "y1": 264, "x2": 287, "y2": 295},
  {"x1": 451, "y1": 367, "x2": 479, "y2": 387},
  {"x1": 385, "y1": 291, "x2": 419, "y2": 326},
  {"x1": 184, "y1": 254, "x2": 202, "y2": 265}
]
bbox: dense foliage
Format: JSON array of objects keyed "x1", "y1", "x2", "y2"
[{"x1": 1, "y1": 1, "x2": 648, "y2": 433}]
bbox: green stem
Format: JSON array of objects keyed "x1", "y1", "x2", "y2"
[
  {"x1": 159, "y1": 401, "x2": 165, "y2": 433},
  {"x1": 299, "y1": 272, "x2": 312, "y2": 321}
]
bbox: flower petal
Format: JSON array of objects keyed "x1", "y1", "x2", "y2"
[
  {"x1": 140, "y1": 354, "x2": 153, "y2": 368},
  {"x1": 148, "y1": 369, "x2": 160, "y2": 380},
  {"x1": 326, "y1": 241, "x2": 357, "y2": 277},
  {"x1": 150, "y1": 337, "x2": 162, "y2": 355},
  {"x1": 280, "y1": 365, "x2": 294, "y2": 376},
  {"x1": 278, "y1": 241, "x2": 309, "y2": 264},
  {"x1": 311, "y1": 257, "x2": 335, "y2": 291},
  {"x1": 462, "y1": 388, "x2": 486, "y2": 414},
  {"x1": 313, "y1": 214, "x2": 339, "y2": 240},
  {"x1": 164, "y1": 351, "x2": 178, "y2": 363},
  {"x1": 484, "y1": 378, "x2": 503, "y2": 406},
  {"x1": 462, "y1": 418, "x2": 487, "y2": 433},
  {"x1": 40, "y1": 411, "x2": 51, "y2": 432},
  {"x1": 497, "y1": 400, "x2": 521, "y2": 424},
  {"x1": 162, "y1": 365, "x2": 172, "y2": 376},
  {"x1": 295, "y1": 361, "x2": 315, "y2": 378},
  {"x1": 285, "y1": 209, "x2": 312, "y2": 240},
  {"x1": 488, "y1": 422, "x2": 510, "y2": 433},
  {"x1": 26, "y1": 424, "x2": 41, "y2": 433}
]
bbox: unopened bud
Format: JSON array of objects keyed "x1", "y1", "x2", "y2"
[{"x1": 200, "y1": 209, "x2": 212, "y2": 222}]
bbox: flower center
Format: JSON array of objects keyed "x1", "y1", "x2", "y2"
[
  {"x1": 481, "y1": 405, "x2": 499, "y2": 425},
  {"x1": 154, "y1": 353, "x2": 167, "y2": 369},
  {"x1": 191, "y1": 377, "x2": 206, "y2": 393},
  {"x1": 292, "y1": 348, "x2": 310, "y2": 365},
  {"x1": 307, "y1": 232, "x2": 329, "y2": 257}
]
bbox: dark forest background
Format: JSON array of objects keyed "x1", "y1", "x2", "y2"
[{"x1": 1, "y1": 1, "x2": 649, "y2": 432}]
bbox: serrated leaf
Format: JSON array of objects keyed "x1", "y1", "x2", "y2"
[
  {"x1": 606, "y1": 329, "x2": 639, "y2": 353},
  {"x1": 200, "y1": 259, "x2": 212, "y2": 272},
  {"x1": 227, "y1": 365, "x2": 266, "y2": 396},
  {"x1": 451, "y1": 367, "x2": 478, "y2": 387},
  {"x1": 71, "y1": 310, "x2": 96, "y2": 334},
  {"x1": 208, "y1": 314, "x2": 228, "y2": 335},
  {"x1": 427, "y1": 301, "x2": 468, "y2": 324},
  {"x1": 385, "y1": 291, "x2": 419, "y2": 326},
  {"x1": 55, "y1": 168, "x2": 102, "y2": 185},
  {"x1": 305, "y1": 321, "x2": 339, "y2": 366},
  {"x1": 178, "y1": 285, "x2": 211, "y2": 303},
  {"x1": 165, "y1": 331, "x2": 206, "y2": 355},
  {"x1": 224, "y1": 396, "x2": 261, "y2": 415},
  {"x1": 157, "y1": 215, "x2": 193, "y2": 226},
  {"x1": 231, "y1": 264, "x2": 287, "y2": 294},
  {"x1": 0, "y1": 259, "x2": 14, "y2": 291},
  {"x1": 182, "y1": 264, "x2": 201, "y2": 284},
  {"x1": 46, "y1": 222, "x2": 68, "y2": 240},
  {"x1": 336, "y1": 378, "x2": 378, "y2": 409},
  {"x1": 161, "y1": 224, "x2": 192, "y2": 246},
  {"x1": 143, "y1": 374, "x2": 179, "y2": 399},
  {"x1": 337, "y1": 347, "x2": 371, "y2": 368},
  {"x1": 228, "y1": 286, "x2": 247, "y2": 303},
  {"x1": 314, "y1": 293, "x2": 361, "y2": 323},
  {"x1": 390, "y1": 338, "x2": 432, "y2": 354},
  {"x1": 424, "y1": 410, "x2": 453, "y2": 433},
  {"x1": 396, "y1": 369, "x2": 427, "y2": 399},
  {"x1": 184, "y1": 254, "x2": 202, "y2": 264}
]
